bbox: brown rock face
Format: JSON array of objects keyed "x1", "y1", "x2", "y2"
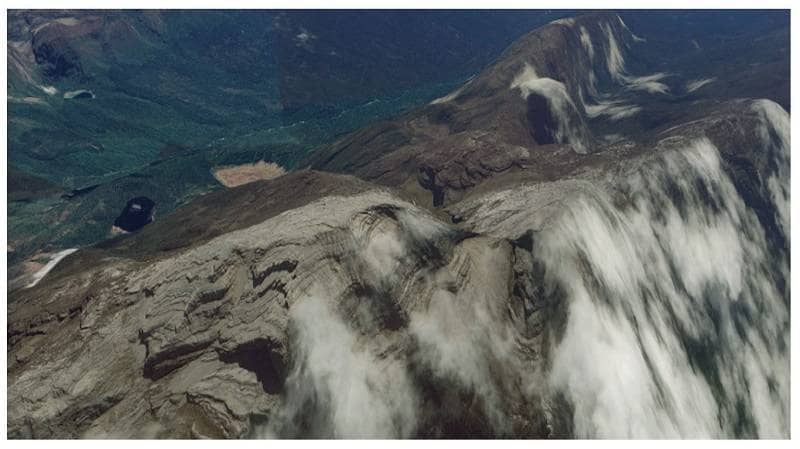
[
  {"x1": 7, "y1": 182, "x2": 559, "y2": 438},
  {"x1": 302, "y1": 13, "x2": 640, "y2": 208}
]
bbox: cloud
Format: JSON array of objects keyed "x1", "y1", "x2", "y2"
[
  {"x1": 265, "y1": 293, "x2": 419, "y2": 438},
  {"x1": 540, "y1": 139, "x2": 789, "y2": 437},
  {"x1": 751, "y1": 99, "x2": 790, "y2": 242},
  {"x1": 248, "y1": 128, "x2": 789, "y2": 438},
  {"x1": 511, "y1": 64, "x2": 589, "y2": 153}
]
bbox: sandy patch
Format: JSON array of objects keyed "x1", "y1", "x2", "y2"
[
  {"x1": 111, "y1": 225, "x2": 130, "y2": 236},
  {"x1": 212, "y1": 161, "x2": 287, "y2": 188}
]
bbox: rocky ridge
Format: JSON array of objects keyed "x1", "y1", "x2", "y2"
[{"x1": 7, "y1": 12, "x2": 791, "y2": 438}]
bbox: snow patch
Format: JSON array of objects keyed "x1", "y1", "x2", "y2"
[
  {"x1": 602, "y1": 23, "x2": 668, "y2": 94},
  {"x1": 294, "y1": 29, "x2": 317, "y2": 49},
  {"x1": 26, "y1": 248, "x2": 78, "y2": 288},
  {"x1": 602, "y1": 23, "x2": 627, "y2": 82},
  {"x1": 429, "y1": 79, "x2": 472, "y2": 105},
  {"x1": 39, "y1": 85, "x2": 58, "y2": 96},
  {"x1": 685, "y1": 77, "x2": 716, "y2": 93},
  {"x1": 624, "y1": 73, "x2": 670, "y2": 94},
  {"x1": 584, "y1": 98, "x2": 642, "y2": 121},
  {"x1": 63, "y1": 89, "x2": 95, "y2": 100},
  {"x1": 551, "y1": 17, "x2": 575, "y2": 27},
  {"x1": 617, "y1": 14, "x2": 646, "y2": 42}
]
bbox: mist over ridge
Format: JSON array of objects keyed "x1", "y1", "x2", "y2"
[{"x1": 6, "y1": 10, "x2": 791, "y2": 439}]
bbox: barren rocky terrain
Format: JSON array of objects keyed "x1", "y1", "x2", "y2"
[{"x1": 7, "y1": 11, "x2": 791, "y2": 439}]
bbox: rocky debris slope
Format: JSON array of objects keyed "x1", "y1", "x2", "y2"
[{"x1": 7, "y1": 183, "x2": 558, "y2": 437}]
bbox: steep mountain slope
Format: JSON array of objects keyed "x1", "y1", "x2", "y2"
[
  {"x1": 304, "y1": 12, "x2": 789, "y2": 209},
  {"x1": 7, "y1": 10, "x2": 569, "y2": 272},
  {"x1": 7, "y1": 11, "x2": 791, "y2": 439}
]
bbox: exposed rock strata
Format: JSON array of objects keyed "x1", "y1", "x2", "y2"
[
  {"x1": 8, "y1": 97, "x2": 789, "y2": 438},
  {"x1": 7, "y1": 12, "x2": 790, "y2": 439}
]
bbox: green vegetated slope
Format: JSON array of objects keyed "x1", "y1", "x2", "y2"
[{"x1": 7, "y1": 10, "x2": 568, "y2": 264}]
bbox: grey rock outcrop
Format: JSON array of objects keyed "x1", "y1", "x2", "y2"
[
  {"x1": 7, "y1": 12, "x2": 790, "y2": 439},
  {"x1": 8, "y1": 185, "x2": 556, "y2": 437}
]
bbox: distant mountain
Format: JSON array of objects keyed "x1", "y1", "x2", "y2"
[
  {"x1": 305, "y1": 11, "x2": 789, "y2": 207},
  {"x1": 6, "y1": 9, "x2": 571, "y2": 269}
]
